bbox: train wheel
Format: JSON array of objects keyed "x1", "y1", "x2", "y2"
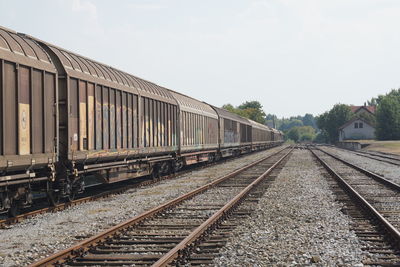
[
  {"x1": 67, "y1": 191, "x2": 76, "y2": 202},
  {"x1": 47, "y1": 190, "x2": 60, "y2": 206},
  {"x1": 8, "y1": 201, "x2": 19, "y2": 217},
  {"x1": 151, "y1": 165, "x2": 161, "y2": 179}
]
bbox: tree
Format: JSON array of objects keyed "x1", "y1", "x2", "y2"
[
  {"x1": 286, "y1": 127, "x2": 300, "y2": 142},
  {"x1": 302, "y1": 113, "x2": 316, "y2": 128},
  {"x1": 316, "y1": 104, "x2": 353, "y2": 143},
  {"x1": 375, "y1": 89, "x2": 400, "y2": 140},
  {"x1": 222, "y1": 101, "x2": 266, "y2": 124},
  {"x1": 285, "y1": 126, "x2": 316, "y2": 143},
  {"x1": 314, "y1": 130, "x2": 329, "y2": 143}
]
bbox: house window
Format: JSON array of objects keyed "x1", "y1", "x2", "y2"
[
  {"x1": 359, "y1": 122, "x2": 363, "y2": 128},
  {"x1": 354, "y1": 123, "x2": 358, "y2": 128}
]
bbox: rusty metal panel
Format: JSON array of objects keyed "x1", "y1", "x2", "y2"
[
  {"x1": 140, "y1": 96, "x2": 145, "y2": 148},
  {"x1": 164, "y1": 103, "x2": 168, "y2": 146},
  {"x1": 149, "y1": 99, "x2": 154, "y2": 147},
  {"x1": 167, "y1": 104, "x2": 171, "y2": 147},
  {"x1": 127, "y1": 93, "x2": 132, "y2": 149},
  {"x1": 0, "y1": 29, "x2": 24, "y2": 55},
  {"x1": 78, "y1": 80, "x2": 87, "y2": 150},
  {"x1": 154, "y1": 99, "x2": 158, "y2": 147},
  {"x1": 122, "y1": 92, "x2": 127, "y2": 149},
  {"x1": 32, "y1": 69, "x2": 43, "y2": 154},
  {"x1": 0, "y1": 60, "x2": 2, "y2": 155},
  {"x1": 13, "y1": 34, "x2": 36, "y2": 58},
  {"x1": 116, "y1": 90, "x2": 121, "y2": 149},
  {"x1": 4, "y1": 62, "x2": 17, "y2": 155},
  {"x1": 18, "y1": 66, "x2": 30, "y2": 155},
  {"x1": 69, "y1": 78, "x2": 79, "y2": 151},
  {"x1": 181, "y1": 111, "x2": 185, "y2": 146},
  {"x1": 133, "y1": 94, "x2": 138, "y2": 148},
  {"x1": 157, "y1": 100, "x2": 161, "y2": 147},
  {"x1": 62, "y1": 51, "x2": 81, "y2": 71},
  {"x1": 102, "y1": 87, "x2": 109, "y2": 149},
  {"x1": 95, "y1": 85, "x2": 102, "y2": 150},
  {"x1": 144, "y1": 97, "x2": 148, "y2": 147},
  {"x1": 174, "y1": 106, "x2": 178, "y2": 146},
  {"x1": 109, "y1": 89, "x2": 115, "y2": 149},
  {"x1": 0, "y1": 34, "x2": 9, "y2": 50},
  {"x1": 44, "y1": 72, "x2": 55, "y2": 153},
  {"x1": 87, "y1": 83, "x2": 95, "y2": 150},
  {"x1": 161, "y1": 102, "x2": 165, "y2": 147}
]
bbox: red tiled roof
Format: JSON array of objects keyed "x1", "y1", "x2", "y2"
[{"x1": 350, "y1": 105, "x2": 376, "y2": 114}]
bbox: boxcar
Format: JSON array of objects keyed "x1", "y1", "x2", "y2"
[
  {"x1": 35, "y1": 39, "x2": 179, "y2": 199},
  {"x1": 249, "y1": 120, "x2": 273, "y2": 150},
  {"x1": 0, "y1": 27, "x2": 58, "y2": 214},
  {"x1": 168, "y1": 90, "x2": 219, "y2": 165},
  {"x1": 211, "y1": 106, "x2": 252, "y2": 156}
]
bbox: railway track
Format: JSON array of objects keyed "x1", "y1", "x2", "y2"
[
  {"x1": 331, "y1": 145, "x2": 400, "y2": 166},
  {"x1": 1, "y1": 148, "x2": 276, "y2": 229},
  {"x1": 310, "y1": 147, "x2": 400, "y2": 265},
  {"x1": 30, "y1": 147, "x2": 292, "y2": 266}
]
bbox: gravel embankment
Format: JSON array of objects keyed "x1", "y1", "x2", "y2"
[
  {"x1": 213, "y1": 149, "x2": 367, "y2": 266},
  {"x1": 0, "y1": 146, "x2": 285, "y2": 267},
  {"x1": 322, "y1": 146, "x2": 400, "y2": 183}
]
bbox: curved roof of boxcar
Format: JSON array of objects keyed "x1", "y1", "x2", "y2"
[
  {"x1": 27, "y1": 35, "x2": 176, "y2": 104},
  {"x1": 168, "y1": 90, "x2": 218, "y2": 119},
  {"x1": 0, "y1": 26, "x2": 56, "y2": 72},
  {"x1": 248, "y1": 119, "x2": 271, "y2": 131},
  {"x1": 210, "y1": 106, "x2": 251, "y2": 125}
]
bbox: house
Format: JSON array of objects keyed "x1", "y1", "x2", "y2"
[{"x1": 338, "y1": 105, "x2": 376, "y2": 141}]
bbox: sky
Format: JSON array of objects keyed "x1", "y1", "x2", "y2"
[{"x1": 1, "y1": 0, "x2": 399, "y2": 117}]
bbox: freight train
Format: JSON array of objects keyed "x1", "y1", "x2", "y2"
[{"x1": 0, "y1": 26, "x2": 283, "y2": 216}]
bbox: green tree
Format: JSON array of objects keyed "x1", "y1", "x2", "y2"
[
  {"x1": 285, "y1": 126, "x2": 316, "y2": 143},
  {"x1": 222, "y1": 101, "x2": 266, "y2": 124},
  {"x1": 302, "y1": 113, "x2": 316, "y2": 128},
  {"x1": 286, "y1": 127, "x2": 300, "y2": 142},
  {"x1": 316, "y1": 104, "x2": 353, "y2": 143},
  {"x1": 314, "y1": 130, "x2": 329, "y2": 143},
  {"x1": 375, "y1": 89, "x2": 400, "y2": 140}
]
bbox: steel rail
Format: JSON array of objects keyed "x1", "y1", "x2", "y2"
[
  {"x1": 29, "y1": 147, "x2": 289, "y2": 267},
  {"x1": 2, "y1": 147, "x2": 279, "y2": 228},
  {"x1": 333, "y1": 146, "x2": 400, "y2": 167},
  {"x1": 310, "y1": 148, "x2": 400, "y2": 246},
  {"x1": 152, "y1": 148, "x2": 292, "y2": 266},
  {"x1": 315, "y1": 146, "x2": 400, "y2": 191}
]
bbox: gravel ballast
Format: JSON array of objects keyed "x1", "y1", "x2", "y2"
[
  {"x1": 213, "y1": 149, "x2": 367, "y2": 266},
  {"x1": 0, "y1": 146, "x2": 285, "y2": 267},
  {"x1": 323, "y1": 146, "x2": 400, "y2": 183}
]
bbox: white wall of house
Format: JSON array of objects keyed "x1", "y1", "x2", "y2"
[{"x1": 339, "y1": 119, "x2": 375, "y2": 141}]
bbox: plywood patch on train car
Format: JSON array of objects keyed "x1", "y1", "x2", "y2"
[{"x1": 18, "y1": 103, "x2": 30, "y2": 155}]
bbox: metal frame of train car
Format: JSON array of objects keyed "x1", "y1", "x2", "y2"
[{"x1": 0, "y1": 27, "x2": 58, "y2": 215}]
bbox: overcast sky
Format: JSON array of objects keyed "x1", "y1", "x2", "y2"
[{"x1": 1, "y1": 0, "x2": 399, "y2": 117}]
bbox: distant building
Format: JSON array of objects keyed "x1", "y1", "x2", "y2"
[
  {"x1": 350, "y1": 105, "x2": 376, "y2": 115},
  {"x1": 338, "y1": 105, "x2": 376, "y2": 141}
]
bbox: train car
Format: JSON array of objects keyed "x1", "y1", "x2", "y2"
[
  {"x1": 211, "y1": 106, "x2": 252, "y2": 157},
  {"x1": 168, "y1": 90, "x2": 219, "y2": 166},
  {"x1": 32, "y1": 38, "x2": 179, "y2": 201},
  {"x1": 271, "y1": 128, "x2": 283, "y2": 144},
  {"x1": 249, "y1": 120, "x2": 273, "y2": 150},
  {"x1": 0, "y1": 25, "x2": 284, "y2": 216},
  {"x1": 0, "y1": 27, "x2": 58, "y2": 215}
]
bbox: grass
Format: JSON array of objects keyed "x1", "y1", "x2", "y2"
[{"x1": 360, "y1": 140, "x2": 400, "y2": 155}]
